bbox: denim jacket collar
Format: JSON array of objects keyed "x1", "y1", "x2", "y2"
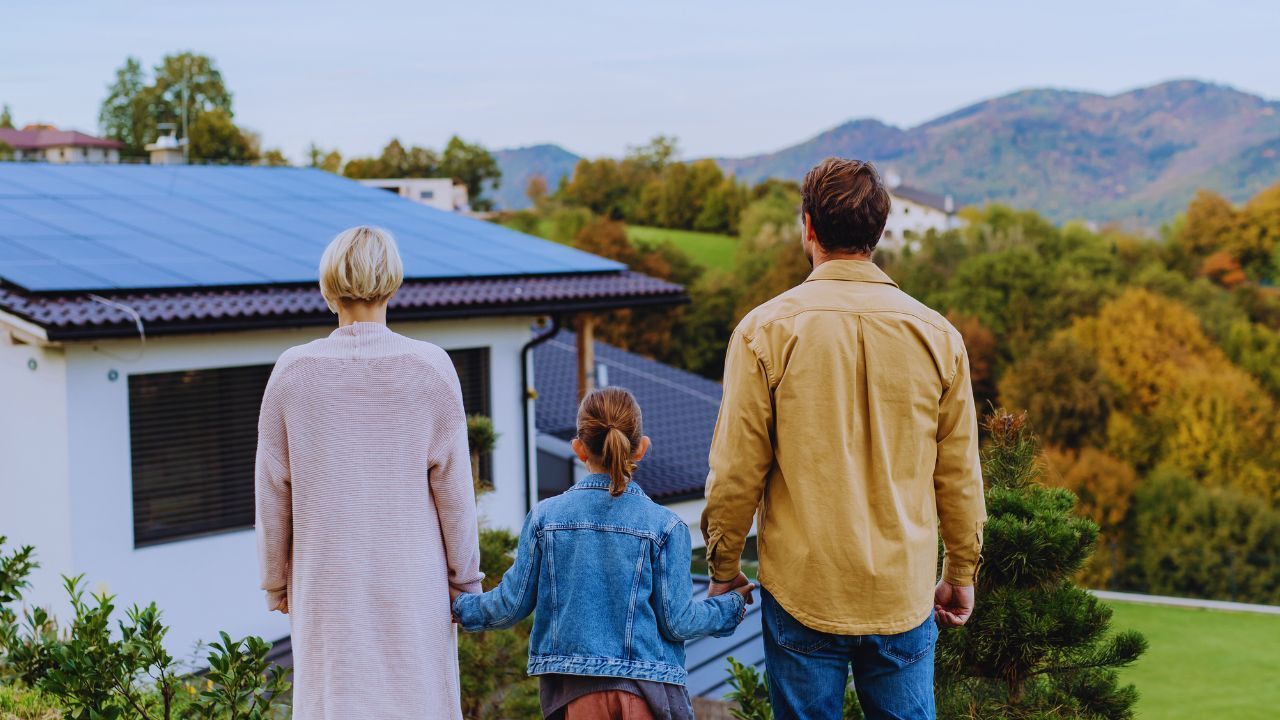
[{"x1": 568, "y1": 473, "x2": 650, "y2": 499}]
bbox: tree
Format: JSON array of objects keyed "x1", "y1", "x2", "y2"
[
  {"x1": 525, "y1": 174, "x2": 549, "y2": 208},
  {"x1": 150, "y1": 52, "x2": 233, "y2": 137},
  {"x1": 262, "y1": 148, "x2": 290, "y2": 167},
  {"x1": 0, "y1": 104, "x2": 13, "y2": 129},
  {"x1": 440, "y1": 136, "x2": 501, "y2": 211},
  {"x1": 98, "y1": 56, "x2": 155, "y2": 153},
  {"x1": 998, "y1": 335, "x2": 1113, "y2": 450},
  {"x1": 1040, "y1": 447, "x2": 1140, "y2": 587},
  {"x1": 935, "y1": 410, "x2": 1146, "y2": 719},
  {"x1": 625, "y1": 135, "x2": 679, "y2": 172},
  {"x1": 98, "y1": 52, "x2": 246, "y2": 158},
  {"x1": 947, "y1": 313, "x2": 999, "y2": 411},
  {"x1": 1127, "y1": 468, "x2": 1280, "y2": 604},
  {"x1": 187, "y1": 108, "x2": 255, "y2": 164},
  {"x1": 307, "y1": 143, "x2": 343, "y2": 173},
  {"x1": 343, "y1": 138, "x2": 439, "y2": 179}
]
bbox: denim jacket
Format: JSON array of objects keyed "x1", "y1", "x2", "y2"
[{"x1": 453, "y1": 474, "x2": 747, "y2": 684}]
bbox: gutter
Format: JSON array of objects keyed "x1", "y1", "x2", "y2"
[{"x1": 520, "y1": 316, "x2": 563, "y2": 515}]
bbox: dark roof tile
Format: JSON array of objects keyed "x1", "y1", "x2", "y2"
[
  {"x1": 0, "y1": 272, "x2": 685, "y2": 340},
  {"x1": 534, "y1": 330, "x2": 721, "y2": 502}
]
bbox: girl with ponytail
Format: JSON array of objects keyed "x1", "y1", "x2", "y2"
[{"x1": 452, "y1": 386, "x2": 754, "y2": 720}]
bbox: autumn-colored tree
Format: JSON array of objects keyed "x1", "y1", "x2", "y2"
[
  {"x1": 525, "y1": 174, "x2": 548, "y2": 208},
  {"x1": 1041, "y1": 446, "x2": 1140, "y2": 586},
  {"x1": 1234, "y1": 183, "x2": 1280, "y2": 282},
  {"x1": 1069, "y1": 289, "x2": 1280, "y2": 501},
  {"x1": 947, "y1": 313, "x2": 999, "y2": 410},
  {"x1": 1200, "y1": 250, "x2": 1247, "y2": 288},
  {"x1": 569, "y1": 218, "x2": 703, "y2": 362},
  {"x1": 1174, "y1": 190, "x2": 1236, "y2": 259},
  {"x1": 998, "y1": 335, "x2": 1113, "y2": 450}
]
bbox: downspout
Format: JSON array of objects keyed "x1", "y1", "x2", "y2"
[{"x1": 520, "y1": 315, "x2": 563, "y2": 515}]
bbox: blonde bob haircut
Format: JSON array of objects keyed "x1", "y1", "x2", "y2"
[{"x1": 318, "y1": 226, "x2": 404, "y2": 313}]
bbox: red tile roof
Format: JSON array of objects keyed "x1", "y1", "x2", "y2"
[
  {"x1": 0, "y1": 127, "x2": 125, "y2": 151},
  {"x1": 0, "y1": 272, "x2": 686, "y2": 341}
]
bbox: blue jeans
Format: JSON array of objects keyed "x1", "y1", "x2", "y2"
[{"x1": 761, "y1": 590, "x2": 937, "y2": 720}]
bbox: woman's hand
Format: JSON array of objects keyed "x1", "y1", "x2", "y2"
[{"x1": 277, "y1": 595, "x2": 289, "y2": 614}]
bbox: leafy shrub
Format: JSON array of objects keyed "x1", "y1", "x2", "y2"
[{"x1": 0, "y1": 538, "x2": 290, "y2": 720}]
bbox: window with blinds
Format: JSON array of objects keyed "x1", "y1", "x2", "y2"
[
  {"x1": 129, "y1": 364, "x2": 273, "y2": 547},
  {"x1": 129, "y1": 346, "x2": 494, "y2": 547}
]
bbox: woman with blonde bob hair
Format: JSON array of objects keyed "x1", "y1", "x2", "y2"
[{"x1": 256, "y1": 226, "x2": 482, "y2": 719}]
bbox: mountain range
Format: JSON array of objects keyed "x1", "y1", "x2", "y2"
[{"x1": 491, "y1": 80, "x2": 1280, "y2": 226}]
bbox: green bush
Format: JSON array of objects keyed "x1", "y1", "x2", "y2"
[{"x1": 1, "y1": 539, "x2": 290, "y2": 720}]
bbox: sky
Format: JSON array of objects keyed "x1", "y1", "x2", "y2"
[{"x1": 3, "y1": 1, "x2": 1279, "y2": 163}]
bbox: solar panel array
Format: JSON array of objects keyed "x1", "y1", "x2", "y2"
[{"x1": 0, "y1": 164, "x2": 623, "y2": 293}]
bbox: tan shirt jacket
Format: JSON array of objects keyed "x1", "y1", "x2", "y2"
[{"x1": 701, "y1": 259, "x2": 986, "y2": 635}]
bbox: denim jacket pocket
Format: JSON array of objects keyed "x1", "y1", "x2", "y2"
[{"x1": 880, "y1": 616, "x2": 938, "y2": 666}]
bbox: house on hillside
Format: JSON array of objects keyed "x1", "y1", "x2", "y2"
[
  {"x1": 0, "y1": 163, "x2": 684, "y2": 653},
  {"x1": 358, "y1": 178, "x2": 470, "y2": 213},
  {"x1": 0, "y1": 124, "x2": 124, "y2": 164},
  {"x1": 883, "y1": 178, "x2": 962, "y2": 249}
]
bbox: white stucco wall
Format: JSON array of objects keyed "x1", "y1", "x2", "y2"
[
  {"x1": 4, "y1": 315, "x2": 536, "y2": 655},
  {"x1": 0, "y1": 336, "x2": 74, "y2": 613},
  {"x1": 881, "y1": 197, "x2": 955, "y2": 250}
]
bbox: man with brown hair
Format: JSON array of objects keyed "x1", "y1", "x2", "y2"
[{"x1": 702, "y1": 158, "x2": 986, "y2": 719}]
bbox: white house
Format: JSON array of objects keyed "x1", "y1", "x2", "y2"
[
  {"x1": 0, "y1": 164, "x2": 684, "y2": 655},
  {"x1": 881, "y1": 179, "x2": 963, "y2": 250},
  {"x1": 358, "y1": 178, "x2": 470, "y2": 213},
  {"x1": 0, "y1": 124, "x2": 124, "y2": 163}
]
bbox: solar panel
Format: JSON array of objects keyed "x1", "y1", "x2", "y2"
[{"x1": 0, "y1": 164, "x2": 623, "y2": 292}]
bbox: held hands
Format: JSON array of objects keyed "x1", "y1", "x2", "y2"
[
  {"x1": 276, "y1": 595, "x2": 289, "y2": 615},
  {"x1": 707, "y1": 571, "x2": 757, "y2": 605},
  {"x1": 933, "y1": 580, "x2": 974, "y2": 627}
]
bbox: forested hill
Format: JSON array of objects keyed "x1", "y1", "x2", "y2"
[{"x1": 494, "y1": 80, "x2": 1280, "y2": 226}]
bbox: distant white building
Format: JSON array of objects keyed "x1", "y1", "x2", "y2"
[
  {"x1": 881, "y1": 175, "x2": 963, "y2": 250},
  {"x1": 359, "y1": 178, "x2": 470, "y2": 213},
  {"x1": 0, "y1": 124, "x2": 124, "y2": 163}
]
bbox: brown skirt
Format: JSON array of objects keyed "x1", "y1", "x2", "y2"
[{"x1": 564, "y1": 690, "x2": 657, "y2": 720}]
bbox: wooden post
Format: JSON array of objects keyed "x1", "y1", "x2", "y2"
[{"x1": 576, "y1": 314, "x2": 596, "y2": 402}]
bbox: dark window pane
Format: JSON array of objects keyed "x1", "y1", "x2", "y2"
[
  {"x1": 447, "y1": 348, "x2": 493, "y2": 487},
  {"x1": 129, "y1": 364, "x2": 272, "y2": 547}
]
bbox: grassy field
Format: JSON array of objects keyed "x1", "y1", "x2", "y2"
[
  {"x1": 1106, "y1": 601, "x2": 1280, "y2": 720},
  {"x1": 626, "y1": 225, "x2": 738, "y2": 271}
]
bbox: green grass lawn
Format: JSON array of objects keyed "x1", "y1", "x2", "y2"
[
  {"x1": 627, "y1": 225, "x2": 738, "y2": 271},
  {"x1": 1105, "y1": 601, "x2": 1280, "y2": 719}
]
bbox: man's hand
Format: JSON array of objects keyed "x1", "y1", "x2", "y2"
[
  {"x1": 277, "y1": 595, "x2": 289, "y2": 615},
  {"x1": 709, "y1": 571, "x2": 754, "y2": 605},
  {"x1": 934, "y1": 580, "x2": 974, "y2": 627}
]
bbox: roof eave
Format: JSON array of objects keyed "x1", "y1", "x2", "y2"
[{"x1": 38, "y1": 290, "x2": 690, "y2": 342}]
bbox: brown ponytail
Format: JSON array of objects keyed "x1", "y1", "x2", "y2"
[{"x1": 576, "y1": 387, "x2": 643, "y2": 496}]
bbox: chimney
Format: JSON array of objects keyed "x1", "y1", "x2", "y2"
[{"x1": 146, "y1": 124, "x2": 187, "y2": 165}]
